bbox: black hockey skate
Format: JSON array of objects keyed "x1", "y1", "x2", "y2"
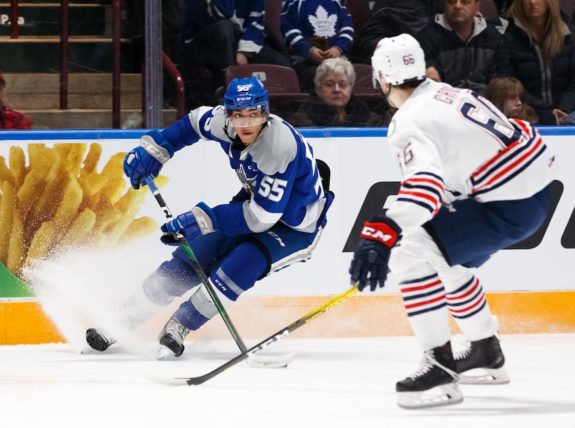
[
  {"x1": 396, "y1": 341, "x2": 463, "y2": 409},
  {"x1": 158, "y1": 315, "x2": 191, "y2": 358},
  {"x1": 454, "y1": 335, "x2": 509, "y2": 384},
  {"x1": 85, "y1": 328, "x2": 116, "y2": 352}
]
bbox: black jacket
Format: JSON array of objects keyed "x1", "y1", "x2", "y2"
[
  {"x1": 289, "y1": 95, "x2": 384, "y2": 127},
  {"x1": 502, "y1": 17, "x2": 575, "y2": 124},
  {"x1": 350, "y1": 0, "x2": 439, "y2": 64},
  {"x1": 419, "y1": 14, "x2": 510, "y2": 93}
]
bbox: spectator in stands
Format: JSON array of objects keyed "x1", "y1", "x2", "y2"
[
  {"x1": 122, "y1": 0, "x2": 187, "y2": 109},
  {"x1": 350, "y1": 0, "x2": 442, "y2": 64},
  {"x1": 493, "y1": 0, "x2": 513, "y2": 16},
  {"x1": 484, "y1": 76, "x2": 538, "y2": 123},
  {"x1": 503, "y1": 0, "x2": 575, "y2": 125},
  {"x1": 0, "y1": 73, "x2": 32, "y2": 130},
  {"x1": 281, "y1": 0, "x2": 355, "y2": 91},
  {"x1": 289, "y1": 57, "x2": 384, "y2": 127},
  {"x1": 561, "y1": 0, "x2": 575, "y2": 34},
  {"x1": 183, "y1": 0, "x2": 291, "y2": 107},
  {"x1": 419, "y1": 0, "x2": 510, "y2": 94},
  {"x1": 425, "y1": 62, "x2": 444, "y2": 81}
]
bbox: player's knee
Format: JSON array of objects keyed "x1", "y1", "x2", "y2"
[
  {"x1": 389, "y1": 243, "x2": 426, "y2": 276},
  {"x1": 209, "y1": 242, "x2": 268, "y2": 301},
  {"x1": 144, "y1": 257, "x2": 201, "y2": 304}
]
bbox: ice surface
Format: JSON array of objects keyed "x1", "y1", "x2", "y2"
[
  {"x1": 8, "y1": 246, "x2": 575, "y2": 427},
  {"x1": 0, "y1": 335, "x2": 574, "y2": 428}
]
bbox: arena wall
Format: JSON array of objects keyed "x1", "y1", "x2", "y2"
[{"x1": 0, "y1": 127, "x2": 574, "y2": 344}]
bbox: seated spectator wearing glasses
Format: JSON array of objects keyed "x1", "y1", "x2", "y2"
[
  {"x1": 484, "y1": 76, "x2": 538, "y2": 123},
  {"x1": 502, "y1": 0, "x2": 575, "y2": 125},
  {"x1": 290, "y1": 57, "x2": 384, "y2": 127},
  {"x1": 0, "y1": 72, "x2": 32, "y2": 130},
  {"x1": 418, "y1": 0, "x2": 510, "y2": 94},
  {"x1": 281, "y1": 0, "x2": 355, "y2": 91}
]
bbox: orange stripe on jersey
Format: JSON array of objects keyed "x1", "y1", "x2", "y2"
[
  {"x1": 405, "y1": 177, "x2": 445, "y2": 192},
  {"x1": 480, "y1": 137, "x2": 543, "y2": 188},
  {"x1": 472, "y1": 139, "x2": 521, "y2": 178}
]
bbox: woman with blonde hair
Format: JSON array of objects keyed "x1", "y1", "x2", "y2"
[
  {"x1": 484, "y1": 76, "x2": 538, "y2": 123},
  {"x1": 503, "y1": 0, "x2": 575, "y2": 124}
]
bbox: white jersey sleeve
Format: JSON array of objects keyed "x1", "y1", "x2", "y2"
[{"x1": 386, "y1": 118, "x2": 447, "y2": 231}]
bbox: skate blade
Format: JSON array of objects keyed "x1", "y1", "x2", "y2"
[
  {"x1": 397, "y1": 382, "x2": 463, "y2": 409},
  {"x1": 155, "y1": 345, "x2": 176, "y2": 361},
  {"x1": 80, "y1": 346, "x2": 96, "y2": 355},
  {"x1": 458, "y1": 367, "x2": 510, "y2": 384}
]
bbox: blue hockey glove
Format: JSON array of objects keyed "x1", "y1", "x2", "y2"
[
  {"x1": 123, "y1": 130, "x2": 175, "y2": 189},
  {"x1": 349, "y1": 216, "x2": 402, "y2": 292},
  {"x1": 160, "y1": 202, "x2": 219, "y2": 245}
]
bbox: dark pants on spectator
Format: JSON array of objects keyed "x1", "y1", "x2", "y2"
[{"x1": 183, "y1": 20, "x2": 290, "y2": 107}]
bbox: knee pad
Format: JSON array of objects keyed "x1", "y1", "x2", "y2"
[
  {"x1": 174, "y1": 231, "x2": 234, "y2": 271},
  {"x1": 209, "y1": 242, "x2": 268, "y2": 301}
]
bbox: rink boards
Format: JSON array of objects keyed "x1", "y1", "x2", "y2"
[{"x1": 0, "y1": 127, "x2": 574, "y2": 344}]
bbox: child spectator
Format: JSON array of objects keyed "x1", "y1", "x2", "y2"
[
  {"x1": 484, "y1": 76, "x2": 538, "y2": 123},
  {"x1": 0, "y1": 73, "x2": 32, "y2": 130}
]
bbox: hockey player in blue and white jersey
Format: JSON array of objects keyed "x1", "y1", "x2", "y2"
[
  {"x1": 349, "y1": 34, "x2": 555, "y2": 408},
  {"x1": 86, "y1": 77, "x2": 333, "y2": 358}
]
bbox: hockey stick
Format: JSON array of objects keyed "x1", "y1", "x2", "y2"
[
  {"x1": 158, "y1": 285, "x2": 358, "y2": 386},
  {"x1": 144, "y1": 176, "x2": 248, "y2": 354}
]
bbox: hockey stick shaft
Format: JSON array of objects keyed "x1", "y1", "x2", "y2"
[
  {"x1": 144, "y1": 176, "x2": 248, "y2": 353},
  {"x1": 179, "y1": 285, "x2": 358, "y2": 385}
]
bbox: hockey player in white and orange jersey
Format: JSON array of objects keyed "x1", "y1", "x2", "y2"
[{"x1": 349, "y1": 34, "x2": 555, "y2": 409}]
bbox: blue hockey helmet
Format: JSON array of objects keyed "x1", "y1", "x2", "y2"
[{"x1": 224, "y1": 77, "x2": 270, "y2": 115}]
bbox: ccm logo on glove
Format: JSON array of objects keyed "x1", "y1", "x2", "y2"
[{"x1": 360, "y1": 221, "x2": 399, "y2": 247}]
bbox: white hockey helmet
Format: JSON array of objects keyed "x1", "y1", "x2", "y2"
[{"x1": 371, "y1": 34, "x2": 426, "y2": 87}]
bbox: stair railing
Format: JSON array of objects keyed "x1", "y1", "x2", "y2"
[
  {"x1": 7, "y1": 0, "x2": 186, "y2": 128},
  {"x1": 59, "y1": 0, "x2": 69, "y2": 109},
  {"x1": 162, "y1": 52, "x2": 186, "y2": 119},
  {"x1": 9, "y1": 0, "x2": 19, "y2": 38}
]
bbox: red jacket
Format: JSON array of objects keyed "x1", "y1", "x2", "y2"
[{"x1": 0, "y1": 106, "x2": 32, "y2": 129}]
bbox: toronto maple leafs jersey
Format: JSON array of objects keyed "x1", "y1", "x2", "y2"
[
  {"x1": 160, "y1": 106, "x2": 328, "y2": 237},
  {"x1": 386, "y1": 79, "x2": 555, "y2": 231},
  {"x1": 281, "y1": 0, "x2": 354, "y2": 56}
]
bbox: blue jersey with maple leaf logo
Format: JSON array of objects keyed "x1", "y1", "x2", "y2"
[{"x1": 281, "y1": 0, "x2": 354, "y2": 57}]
